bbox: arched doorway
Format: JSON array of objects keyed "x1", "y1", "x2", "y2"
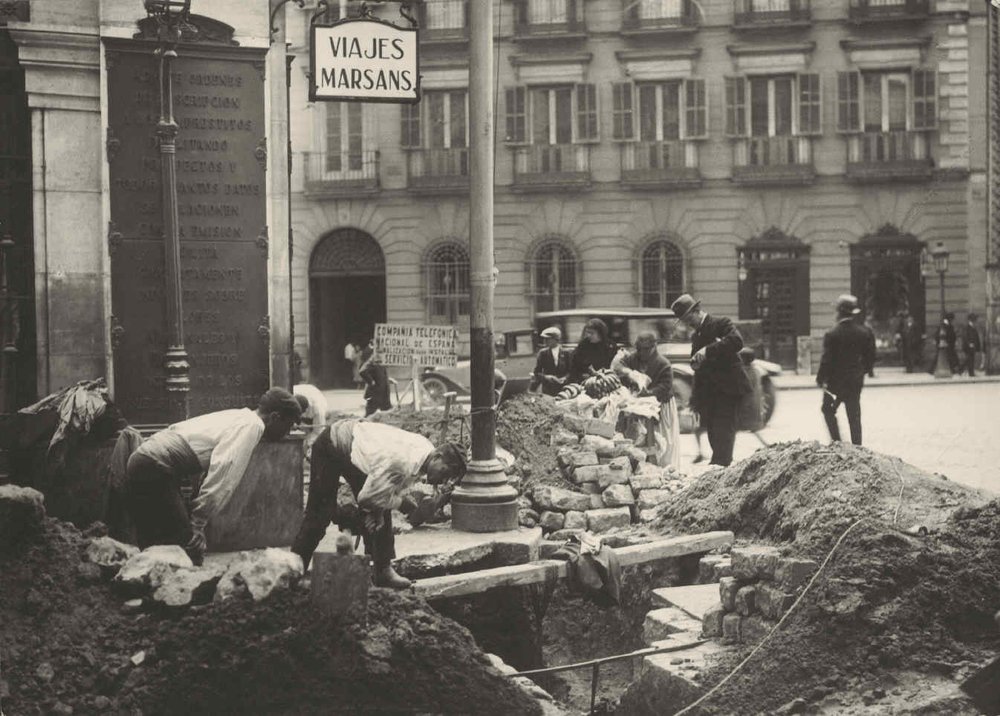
[
  {"x1": 850, "y1": 224, "x2": 926, "y2": 364},
  {"x1": 0, "y1": 31, "x2": 36, "y2": 413},
  {"x1": 309, "y1": 228, "x2": 386, "y2": 388},
  {"x1": 737, "y1": 227, "x2": 811, "y2": 369}
]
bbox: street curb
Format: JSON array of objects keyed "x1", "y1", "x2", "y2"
[{"x1": 775, "y1": 376, "x2": 1000, "y2": 391}]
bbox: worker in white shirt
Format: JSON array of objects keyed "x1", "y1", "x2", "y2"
[
  {"x1": 124, "y1": 388, "x2": 302, "y2": 564},
  {"x1": 292, "y1": 419, "x2": 467, "y2": 589}
]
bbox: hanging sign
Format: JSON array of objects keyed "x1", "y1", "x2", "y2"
[
  {"x1": 310, "y1": 16, "x2": 420, "y2": 103},
  {"x1": 373, "y1": 323, "x2": 458, "y2": 367}
]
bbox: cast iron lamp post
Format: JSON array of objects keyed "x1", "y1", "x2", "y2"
[
  {"x1": 144, "y1": 0, "x2": 192, "y2": 418},
  {"x1": 930, "y1": 241, "x2": 952, "y2": 379}
]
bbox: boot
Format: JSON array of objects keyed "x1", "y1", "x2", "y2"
[{"x1": 374, "y1": 565, "x2": 412, "y2": 590}]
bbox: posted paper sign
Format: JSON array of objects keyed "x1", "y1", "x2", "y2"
[
  {"x1": 310, "y1": 18, "x2": 420, "y2": 103},
  {"x1": 374, "y1": 323, "x2": 458, "y2": 367}
]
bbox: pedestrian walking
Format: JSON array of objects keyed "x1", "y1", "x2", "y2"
[
  {"x1": 292, "y1": 419, "x2": 467, "y2": 589},
  {"x1": 901, "y1": 315, "x2": 925, "y2": 373},
  {"x1": 816, "y1": 295, "x2": 876, "y2": 446},
  {"x1": 343, "y1": 341, "x2": 357, "y2": 388},
  {"x1": 531, "y1": 326, "x2": 572, "y2": 396},
  {"x1": 360, "y1": 343, "x2": 391, "y2": 416},
  {"x1": 670, "y1": 294, "x2": 751, "y2": 467},
  {"x1": 961, "y1": 313, "x2": 983, "y2": 377},
  {"x1": 124, "y1": 388, "x2": 302, "y2": 564},
  {"x1": 568, "y1": 318, "x2": 618, "y2": 385},
  {"x1": 933, "y1": 313, "x2": 960, "y2": 375}
]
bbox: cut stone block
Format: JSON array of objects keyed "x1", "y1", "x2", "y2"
[
  {"x1": 572, "y1": 464, "x2": 607, "y2": 484},
  {"x1": 713, "y1": 559, "x2": 733, "y2": 581},
  {"x1": 719, "y1": 576, "x2": 739, "y2": 611},
  {"x1": 550, "y1": 428, "x2": 580, "y2": 447},
  {"x1": 214, "y1": 548, "x2": 304, "y2": 603},
  {"x1": 581, "y1": 434, "x2": 616, "y2": 457},
  {"x1": 584, "y1": 418, "x2": 617, "y2": 439},
  {"x1": 642, "y1": 607, "x2": 703, "y2": 645},
  {"x1": 560, "y1": 413, "x2": 587, "y2": 434},
  {"x1": 563, "y1": 510, "x2": 587, "y2": 530},
  {"x1": 585, "y1": 506, "x2": 631, "y2": 533},
  {"x1": 580, "y1": 482, "x2": 602, "y2": 495},
  {"x1": 701, "y1": 603, "x2": 725, "y2": 638},
  {"x1": 531, "y1": 485, "x2": 591, "y2": 512},
  {"x1": 539, "y1": 511, "x2": 565, "y2": 532},
  {"x1": 757, "y1": 582, "x2": 796, "y2": 620},
  {"x1": 650, "y1": 584, "x2": 722, "y2": 620},
  {"x1": 775, "y1": 558, "x2": 819, "y2": 592},
  {"x1": 598, "y1": 465, "x2": 631, "y2": 490},
  {"x1": 518, "y1": 508, "x2": 539, "y2": 528},
  {"x1": 86, "y1": 537, "x2": 140, "y2": 578},
  {"x1": 619, "y1": 640, "x2": 730, "y2": 715},
  {"x1": 637, "y1": 489, "x2": 671, "y2": 510},
  {"x1": 722, "y1": 613, "x2": 742, "y2": 644},
  {"x1": 735, "y1": 585, "x2": 756, "y2": 616},
  {"x1": 698, "y1": 554, "x2": 724, "y2": 584},
  {"x1": 638, "y1": 509, "x2": 660, "y2": 523},
  {"x1": 114, "y1": 546, "x2": 193, "y2": 597},
  {"x1": 548, "y1": 528, "x2": 584, "y2": 542},
  {"x1": 626, "y1": 446, "x2": 648, "y2": 469},
  {"x1": 567, "y1": 450, "x2": 599, "y2": 468},
  {"x1": 589, "y1": 494, "x2": 604, "y2": 509},
  {"x1": 629, "y1": 475, "x2": 663, "y2": 493},
  {"x1": 607, "y1": 455, "x2": 632, "y2": 474},
  {"x1": 151, "y1": 563, "x2": 226, "y2": 609},
  {"x1": 602, "y1": 484, "x2": 635, "y2": 507},
  {"x1": 731, "y1": 545, "x2": 782, "y2": 581}
]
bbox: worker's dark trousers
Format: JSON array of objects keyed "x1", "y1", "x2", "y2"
[
  {"x1": 124, "y1": 452, "x2": 194, "y2": 549},
  {"x1": 821, "y1": 389, "x2": 862, "y2": 446},
  {"x1": 962, "y1": 352, "x2": 976, "y2": 377},
  {"x1": 292, "y1": 426, "x2": 394, "y2": 571},
  {"x1": 699, "y1": 395, "x2": 739, "y2": 467}
]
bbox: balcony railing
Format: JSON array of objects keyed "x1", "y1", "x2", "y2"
[
  {"x1": 512, "y1": 144, "x2": 591, "y2": 189},
  {"x1": 620, "y1": 140, "x2": 701, "y2": 188},
  {"x1": 302, "y1": 151, "x2": 380, "y2": 196},
  {"x1": 621, "y1": 0, "x2": 699, "y2": 33},
  {"x1": 514, "y1": 0, "x2": 586, "y2": 39},
  {"x1": 845, "y1": 131, "x2": 933, "y2": 182},
  {"x1": 848, "y1": 0, "x2": 929, "y2": 23},
  {"x1": 733, "y1": 0, "x2": 811, "y2": 27},
  {"x1": 406, "y1": 148, "x2": 470, "y2": 192},
  {"x1": 732, "y1": 136, "x2": 815, "y2": 185}
]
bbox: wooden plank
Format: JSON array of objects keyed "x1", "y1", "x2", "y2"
[{"x1": 413, "y1": 531, "x2": 733, "y2": 602}]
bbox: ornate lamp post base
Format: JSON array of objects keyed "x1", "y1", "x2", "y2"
[{"x1": 450, "y1": 458, "x2": 519, "y2": 533}]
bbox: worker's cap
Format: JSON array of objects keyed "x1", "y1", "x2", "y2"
[
  {"x1": 258, "y1": 387, "x2": 302, "y2": 419},
  {"x1": 833, "y1": 294, "x2": 861, "y2": 316},
  {"x1": 670, "y1": 294, "x2": 701, "y2": 320},
  {"x1": 430, "y1": 442, "x2": 468, "y2": 482},
  {"x1": 540, "y1": 326, "x2": 562, "y2": 340}
]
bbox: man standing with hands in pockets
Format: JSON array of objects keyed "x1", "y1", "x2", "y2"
[{"x1": 816, "y1": 294, "x2": 876, "y2": 446}]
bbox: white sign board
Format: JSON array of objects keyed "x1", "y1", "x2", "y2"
[
  {"x1": 310, "y1": 18, "x2": 420, "y2": 103},
  {"x1": 373, "y1": 323, "x2": 458, "y2": 367}
]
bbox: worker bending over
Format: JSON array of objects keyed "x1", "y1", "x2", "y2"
[
  {"x1": 292, "y1": 419, "x2": 467, "y2": 589},
  {"x1": 125, "y1": 388, "x2": 302, "y2": 564}
]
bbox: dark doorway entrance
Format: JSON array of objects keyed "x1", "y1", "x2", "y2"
[
  {"x1": 850, "y1": 224, "x2": 926, "y2": 365},
  {"x1": 738, "y1": 228, "x2": 811, "y2": 369},
  {"x1": 309, "y1": 228, "x2": 386, "y2": 388},
  {"x1": 0, "y1": 31, "x2": 37, "y2": 413}
]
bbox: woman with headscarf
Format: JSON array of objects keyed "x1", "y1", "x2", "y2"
[{"x1": 568, "y1": 318, "x2": 617, "y2": 385}]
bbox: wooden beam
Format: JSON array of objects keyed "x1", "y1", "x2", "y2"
[{"x1": 413, "y1": 531, "x2": 733, "y2": 601}]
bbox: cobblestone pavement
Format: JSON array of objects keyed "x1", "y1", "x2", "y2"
[{"x1": 682, "y1": 382, "x2": 1000, "y2": 495}]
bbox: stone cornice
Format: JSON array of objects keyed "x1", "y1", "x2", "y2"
[
  {"x1": 509, "y1": 52, "x2": 592, "y2": 67},
  {"x1": 6, "y1": 26, "x2": 100, "y2": 111},
  {"x1": 727, "y1": 41, "x2": 816, "y2": 58},
  {"x1": 840, "y1": 36, "x2": 933, "y2": 52},
  {"x1": 614, "y1": 48, "x2": 701, "y2": 63}
]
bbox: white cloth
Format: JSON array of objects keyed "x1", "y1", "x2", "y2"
[
  {"x1": 549, "y1": 346, "x2": 561, "y2": 363},
  {"x1": 293, "y1": 383, "x2": 329, "y2": 428},
  {"x1": 341, "y1": 421, "x2": 435, "y2": 511},
  {"x1": 344, "y1": 343, "x2": 356, "y2": 361},
  {"x1": 163, "y1": 408, "x2": 265, "y2": 526}
]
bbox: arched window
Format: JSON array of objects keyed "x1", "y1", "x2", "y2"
[
  {"x1": 638, "y1": 240, "x2": 684, "y2": 308},
  {"x1": 424, "y1": 241, "x2": 470, "y2": 324},
  {"x1": 526, "y1": 239, "x2": 579, "y2": 313}
]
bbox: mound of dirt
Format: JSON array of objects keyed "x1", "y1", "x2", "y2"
[
  {"x1": 654, "y1": 440, "x2": 990, "y2": 556},
  {"x1": 641, "y1": 442, "x2": 1000, "y2": 714},
  {"x1": 0, "y1": 514, "x2": 545, "y2": 715}
]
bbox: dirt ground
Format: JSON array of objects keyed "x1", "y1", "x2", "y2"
[
  {"x1": 0, "y1": 516, "x2": 546, "y2": 715},
  {"x1": 649, "y1": 441, "x2": 1000, "y2": 715}
]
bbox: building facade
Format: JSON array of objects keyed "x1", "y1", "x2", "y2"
[{"x1": 297, "y1": 0, "x2": 985, "y2": 386}]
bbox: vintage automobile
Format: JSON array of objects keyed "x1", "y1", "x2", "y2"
[{"x1": 420, "y1": 307, "x2": 782, "y2": 433}]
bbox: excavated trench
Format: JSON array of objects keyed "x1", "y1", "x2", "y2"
[{"x1": 431, "y1": 552, "x2": 703, "y2": 713}]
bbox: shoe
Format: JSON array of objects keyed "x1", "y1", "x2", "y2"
[
  {"x1": 374, "y1": 566, "x2": 412, "y2": 590},
  {"x1": 691, "y1": 455, "x2": 705, "y2": 464}
]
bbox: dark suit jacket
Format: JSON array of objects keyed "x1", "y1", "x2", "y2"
[
  {"x1": 816, "y1": 319, "x2": 877, "y2": 396},
  {"x1": 961, "y1": 324, "x2": 982, "y2": 354},
  {"x1": 531, "y1": 347, "x2": 572, "y2": 396},
  {"x1": 690, "y1": 315, "x2": 750, "y2": 409},
  {"x1": 620, "y1": 350, "x2": 673, "y2": 403}
]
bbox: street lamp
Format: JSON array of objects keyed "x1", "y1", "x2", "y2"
[
  {"x1": 144, "y1": 0, "x2": 193, "y2": 418},
  {"x1": 930, "y1": 241, "x2": 952, "y2": 379}
]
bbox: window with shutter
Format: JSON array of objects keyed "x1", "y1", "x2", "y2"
[
  {"x1": 798, "y1": 73, "x2": 821, "y2": 135},
  {"x1": 725, "y1": 77, "x2": 747, "y2": 136},
  {"x1": 685, "y1": 79, "x2": 707, "y2": 139},
  {"x1": 837, "y1": 71, "x2": 860, "y2": 132},
  {"x1": 612, "y1": 82, "x2": 635, "y2": 141},
  {"x1": 912, "y1": 69, "x2": 937, "y2": 130},
  {"x1": 505, "y1": 86, "x2": 527, "y2": 143},
  {"x1": 400, "y1": 103, "x2": 421, "y2": 148},
  {"x1": 575, "y1": 83, "x2": 598, "y2": 142}
]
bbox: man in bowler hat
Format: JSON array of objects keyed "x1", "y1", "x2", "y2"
[
  {"x1": 816, "y1": 294, "x2": 876, "y2": 446},
  {"x1": 671, "y1": 294, "x2": 751, "y2": 467}
]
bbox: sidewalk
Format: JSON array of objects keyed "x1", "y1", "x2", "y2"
[{"x1": 773, "y1": 366, "x2": 1000, "y2": 391}]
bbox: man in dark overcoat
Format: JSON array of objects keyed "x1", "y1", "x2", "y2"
[
  {"x1": 671, "y1": 294, "x2": 751, "y2": 467},
  {"x1": 816, "y1": 294, "x2": 877, "y2": 446},
  {"x1": 961, "y1": 313, "x2": 983, "y2": 377}
]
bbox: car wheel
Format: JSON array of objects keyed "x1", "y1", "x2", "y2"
[
  {"x1": 421, "y1": 377, "x2": 448, "y2": 407},
  {"x1": 761, "y1": 377, "x2": 777, "y2": 426}
]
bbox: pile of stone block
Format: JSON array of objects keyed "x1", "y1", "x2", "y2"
[
  {"x1": 700, "y1": 546, "x2": 818, "y2": 645},
  {"x1": 517, "y1": 414, "x2": 687, "y2": 538}
]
